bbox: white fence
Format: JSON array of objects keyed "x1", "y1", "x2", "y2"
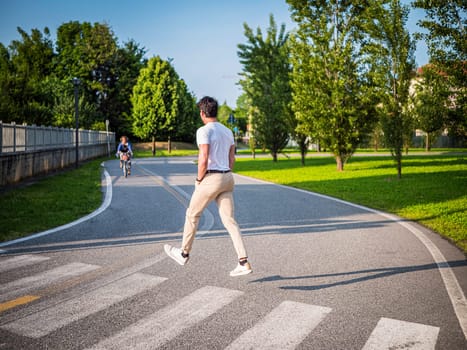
[{"x1": 0, "y1": 122, "x2": 114, "y2": 154}]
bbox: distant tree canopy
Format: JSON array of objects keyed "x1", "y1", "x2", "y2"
[
  {"x1": 0, "y1": 22, "x2": 198, "y2": 142},
  {"x1": 0, "y1": 22, "x2": 148, "y2": 136}
]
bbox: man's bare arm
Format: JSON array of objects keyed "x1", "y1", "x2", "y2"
[
  {"x1": 197, "y1": 143, "x2": 209, "y2": 181},
  {"x1": 229, "y1": 145, "x2": 235, "y2": 170}
]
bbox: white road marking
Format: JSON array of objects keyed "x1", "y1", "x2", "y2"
[
  {"x1": 362, "y1": 317, "x2": 440, "y2": 350},
  {"x1": 87, "y1": 285, "x2": 243, "y2": 350},
  {"x1": 1, "y1": 273, "x2": 166, "y2": 338},
  {"x1": 236, "y1": 173, "x2": 467, "y2": 339},
  {"x1": 0, "y1": 254, "x2": 50, "y2": 273},
  {"x1": 226, "y1": 300, "x2": 332, "y2": 350},
  {"x1": 0, "y1": 167, "x2": 112, "y2": 250},
  {"x1": 0, "y1": 262, "x2": 100, "y2": 302}
]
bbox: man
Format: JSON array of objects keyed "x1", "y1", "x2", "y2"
[{"x1": 164, "y1": 96, "x2": 252, "y2": 277}]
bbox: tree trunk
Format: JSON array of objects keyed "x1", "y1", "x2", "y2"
[
  {"x1": 397, "y1": 158, "x2": 402, "y2": 179},
  {"x1": 152, "y1": 135, "x2": 156, "y2": 156},
  {"x1": 168, "y1": 136, "x2": 172, "y2": 154},
  {"x1": 336, "y1": 156, "x2": 344, "y2": 171},
  {"x1": 272, "y1": 151, "x2": 278, "y2": 162}
]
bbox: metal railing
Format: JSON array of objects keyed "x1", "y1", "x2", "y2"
[{"x1": 0, "y1": 122, "x2": 115, "y2": 154}]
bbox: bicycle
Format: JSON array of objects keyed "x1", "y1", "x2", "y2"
[{"x1": 119, "y1": 153, "x2": 131, "y2": 178}]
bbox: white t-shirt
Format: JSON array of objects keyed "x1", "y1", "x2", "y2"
[{"x1": 196, "y1": 122, "x2": 234, "y2": 171}]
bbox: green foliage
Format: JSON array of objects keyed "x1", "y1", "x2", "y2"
[
  {"x1": 288, "y1": 0, "x2": 378, "y2": 171},
  {"x1": 0, "y1": 22, "x2": 146, "y2": 137},
  {"x1": 174, "y1": 79, "x2": 199, "y2": 142},
  {"x1": 363, "y1": 0, "x2": 415, "y2": 178},
  {"x1": 413, "y1": 0, "x2": 466, "y2": 64},
  {"x1": 131, "y1": 56, "x2": 197, "y2": 145},
  {"x1": 102, "y1": 40, "x2": 147, "y2": 137},
  {"x1": 411, "y1": 66, "x2": 450, "y2": 150},
  {"x1": 0, "y1": 27, "x2": 55, "y2": 125},
  {"x1": 413, "y1": 0, "x2": 467, "y2": 141},
  {"x1": 217, "y1": 101, "x2": 234, "y2": 125},
  {"x1": 238, "y1": 14, "x2": 291, "y2": 162}
]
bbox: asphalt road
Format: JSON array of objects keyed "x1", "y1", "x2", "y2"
[{"x1": 0, "y1": 156, "x2": 466, "y2": 349}]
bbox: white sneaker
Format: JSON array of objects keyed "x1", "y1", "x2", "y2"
[
  {"x1": 230, "y1": 262, "x2": 252, "y2": 277},
  {"x1": 164, "y1": 244, "x2": 189, "y2": 266}
]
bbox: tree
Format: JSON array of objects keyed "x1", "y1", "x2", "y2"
[
  {"x1": 411, "y1": 66, "x2": 450, "y2": 150},
  {"x1": 238, "y1": 14, "x2": 291, "y2": 162},
  {"x1": 413, "y1": 0, "x2": 466, "y2": 142},
  {"x1": 103, "y1": 40, "x2": 147, "y2": 137},
  {"x1": 217, "y1": 102, "x2": 234, "y2": 125},
  {"x1": 288, "y1": 0, "x2": 377, "y2": 171},
  {"x1": 55, "y1": 21, "x2": 119, "y2": 128},
  {"x1": 170, "y1": 78, "x2": 199, "y2": 149},
  {"x1": 0, "y1": 27, "x2": 55, "y2": 125},
  {"x1": 131, "y1": 56, "x2": 180, "y2": 156},
  {"x1": 365, "y1": 0, "x2": 415, "y2": 178},
  {"x1": 0, "y1": 21, "x2": 148, "y2": 135}
]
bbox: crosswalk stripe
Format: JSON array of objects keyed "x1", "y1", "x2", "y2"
[
  {"x1": 0, "y1": 262, "x2": 100, "y2": 303},
  {"x1": 0, "y1": 254, "x2": 50, "y2": 273},
  {"x1": 225, "y1": 300, "x2": 332, "y2": 350},
  {"x1": 1, "y1": 273, "x2": 167, "y2": 338},
  {"x1": 361, "y1": 317, "x2": 440, "y2": 350},
  {"x1": 87, "y1": 285, "x2": 244, "y2": 350}
]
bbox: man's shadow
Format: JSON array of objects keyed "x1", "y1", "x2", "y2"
[{"x1": 250, "y1": 260, "x2": 467, "y2": 290}]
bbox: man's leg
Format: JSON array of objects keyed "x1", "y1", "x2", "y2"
[
  {"x1": 181, "y1": 183, "x2": 214, "y2": 254},
  {"x1": 217, "y1": 190, "x2": 248, "y2": 259}
]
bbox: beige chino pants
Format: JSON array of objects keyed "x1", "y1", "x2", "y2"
[{"x1": 181, "y1": 172, "x2": 248, "y2": 259}]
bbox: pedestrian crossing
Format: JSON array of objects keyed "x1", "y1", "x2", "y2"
[{"x1": 0, "y1": 254, "x2": 442, "y2": 349}]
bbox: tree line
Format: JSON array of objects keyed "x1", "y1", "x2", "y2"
[
  {"x1": 1, "y1": 1, "x2": 464, "y2": 176},
  {"x1": 0, "y1": 21, "x2": 199, "y2": 147},
  {"x1": 237, "y1": 0, "x2": 466, "y2": 177}
]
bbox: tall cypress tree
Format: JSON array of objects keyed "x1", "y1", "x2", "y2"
[{"x1": 237, "y1": 14, "x2": 291, "y2": 162}]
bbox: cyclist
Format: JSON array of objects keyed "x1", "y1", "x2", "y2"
[{"x1": 116, "y1": 136, "x2": 133, "y2": 175}]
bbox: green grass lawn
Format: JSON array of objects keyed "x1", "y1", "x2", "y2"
[
  {"x1": 0, "y1": 158, "x2": 106, "y2": 242},
  {"x1": 234, "y1": 154, "x2": 467, "y2": 252}
]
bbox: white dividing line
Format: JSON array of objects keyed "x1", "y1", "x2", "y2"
[
  {"x1": 0, "y1": 167, "x2": 112, "y2": 250},
  {"x1": 236, "y1": 173, "x2": 467, "y2": 340},
  {"x1": 226, "y1": 301, "x2": 332, "y2": 350},
  {"x1": 0, "y1": 254, "x2": 50, "y2": 273},
  {"x1": 1, "y1": 273, "x2": 166, "y2": 338},
  {"x1": 87, "y1": 286, "x2": 243, "y2": 350},
  {"x1": 362, "y1": 317, "x2": 440, "y2": 350},
  {"x1": 0, "y1": 262, "x2": 100, "y2": 303}
]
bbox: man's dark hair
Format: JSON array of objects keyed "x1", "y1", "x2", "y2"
[{"x1": 197, "y1": 96, "x2": 218, "y2": 118}]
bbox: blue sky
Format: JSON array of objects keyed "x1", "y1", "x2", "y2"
[{"x1": 0, "y1": 0, "x2": 428, "y2": 106}]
